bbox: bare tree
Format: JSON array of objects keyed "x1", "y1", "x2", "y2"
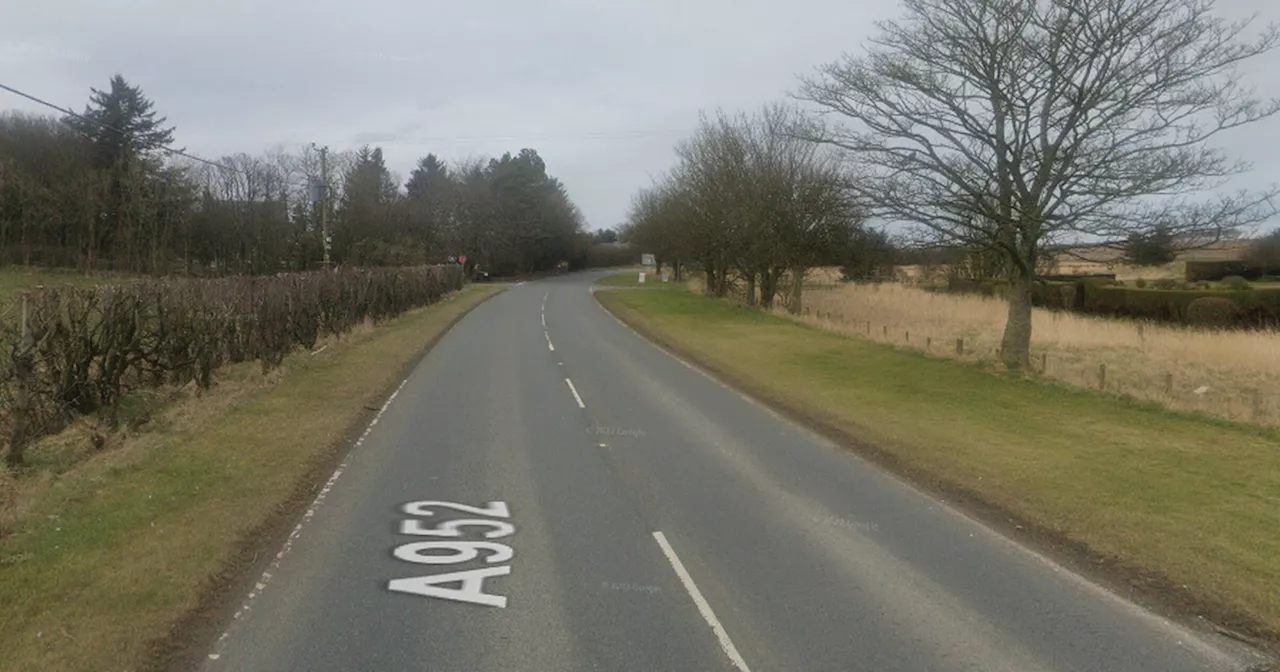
[{"x1": 798, "y1": 0, "x2": 1280, "y2": 367}]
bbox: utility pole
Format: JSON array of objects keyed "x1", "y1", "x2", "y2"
[
  {"x1": 312, "y1": 143, "x2": 331, "y2": 268},
  {"x1": 319, "y1": 145, "x2": 331, "y2": 268}
]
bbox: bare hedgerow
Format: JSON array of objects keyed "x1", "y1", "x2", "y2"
[{"x1": 2, "y1": 265, "x2": 463, "y2": 468}]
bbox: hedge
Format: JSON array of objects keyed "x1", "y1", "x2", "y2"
[
  {"x1": 1032, "y1": 281, "x2": 1280, "y2": 328},
  {"x1": 2, "y1": 265, "x2": 464, "y2": 466}
]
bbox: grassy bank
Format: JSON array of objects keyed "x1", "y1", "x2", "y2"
[
  {"x1": 595, "y1": 269, "x2": 663, "y2": 287},
  {"x1": 0, "y1": 285, "x2": 502, "y2": 672},
  {"x1": 597, "y1": 287, "x2": 1280, "y2": 643}
]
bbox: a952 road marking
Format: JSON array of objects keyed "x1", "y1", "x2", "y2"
[
  {"x1": 565, "y1": 378, "x2": 586, "y2": 408},
  {"x1": 388, "y1": 500, "x2": 514, "y2": 608},
  {"x1": 653, "y1": 531, "x2": 752, "y2": 672}
]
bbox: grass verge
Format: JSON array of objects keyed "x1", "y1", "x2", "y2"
[
  {"x1": 595, "y1": 269, "x2": 669, "y2": 287},
  {"x1": 596, "y1": 287, "x2": 1280, "y2": 648},
  {"x1": 0, "y1": 285, "x2": 502, "y2": 672}
]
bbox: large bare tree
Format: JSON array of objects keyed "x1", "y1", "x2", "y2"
[{"x1": 798, "y1": 0, "x2": 1280, "y2": 368}]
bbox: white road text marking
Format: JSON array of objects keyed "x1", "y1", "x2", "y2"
[
  {"x1": 565, "y1": 378, "x2": 586, "y2": 408},
  {"x1": 389, "y1": 500, "x2": 515, "y2": 608},
  {"x1": 653, "y1": 531, "x2": 752, "y2": 672}
]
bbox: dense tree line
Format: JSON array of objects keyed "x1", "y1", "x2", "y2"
[
  {"x1": 627, "y1": 0, "x2": 1278, "y2": 368},
  {"x1": 622, "y1": 105, "x2": 864, "y2": 313},
  {"x1": 0, "y1": 75, "x2": 599, "y2": 277}
]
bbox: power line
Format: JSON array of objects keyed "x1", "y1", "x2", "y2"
[
  {"x1": 0, "y1": 81, "x2": 242, "y2": 173},
  {"x1": 397, "y1": 128, "x2": 695, "y2": 144}
]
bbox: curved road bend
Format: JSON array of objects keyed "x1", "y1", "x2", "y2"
[{"x1": 202, "y1": 271, "x2": 1266, "y2": 672}]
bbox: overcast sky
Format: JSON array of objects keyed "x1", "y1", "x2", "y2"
[{"x1": 3, "y1": 0, "x2": 1279, "y2": 231}]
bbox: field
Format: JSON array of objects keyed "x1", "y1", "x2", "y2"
[
  {"x1": 595, "y1": 268, "x2": 667, "y2": 286},
  {"x1": 786, "y1": 282, "x2": 1280, "y2": 425},
  {"x1": 0, "y1": 285, "x2": 502, "y2": 672},
  {"x1": 596, "y1": 286, "x2": 1280, "y2": 644},
  {"x1": 0, "y1": 267, "x2": 130, "y2": 309}
]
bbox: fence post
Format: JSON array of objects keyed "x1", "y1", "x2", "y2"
[
  {"x1": 865, "y1": 321, "x2": 871, "y2": 336},
  {"x1": 1253, "y1": 389, "x2": 1263, "y2": 422},
  {"x1": 1164, "y1": 373, "x2": 1173, "y2": 396},
  {"x1": 1098, "y1": 363, "x2": 1107, "y2": 390},
  {"x1": 955, "y1": 338, "x2": 964, "y2": 355},
  {"x1": 1040, "y1": 352, "x2": 1047, "y2": 373},
  {"x1": 882, "y1": 325, "x2": 888, "y2": 338},
  {"x1": 905, "y1": 331, "x2": 910, "y2": 344},
  {"x1": 7, "y1": 294, "x2": 33, "y2": 470},
  {"x1": 926, "y1": 336, "x2": 932, "y2": 351}
]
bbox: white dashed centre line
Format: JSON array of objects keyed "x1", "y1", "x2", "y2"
[
  {"x1": 565, "y1": 378, "x2": 586, "y2": 409},
  {"x1": 652, "y1": 531, "x2": 752, "y2": 672}
]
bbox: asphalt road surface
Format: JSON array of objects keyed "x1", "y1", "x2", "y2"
[{"x1": 202, "y1": 271, "x2": 1267, "y2": 672}]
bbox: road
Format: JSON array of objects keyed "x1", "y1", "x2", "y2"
[{"x1": 202, "y1": 271, "x2": 1265, "y2": 672}]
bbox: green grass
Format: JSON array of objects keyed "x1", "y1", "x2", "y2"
[
  {"x1": 597, "y1": 287, "x2": 1280, "y2": 640},
  {"x1": 595, "y1": 270, "x2": 675, "y2": 287},
  {"x1": 0, "y1": 285, "x2": 502, "y2": 672},
  {"x1": 0, "y1": 267, "x2": 133, "y2": 311}
]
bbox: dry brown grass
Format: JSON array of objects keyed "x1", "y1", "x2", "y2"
[
  {"x1": 783, "y1": 282, "x2": 1280, "y2": 425},
  {"x1": 0, "y1": 286, "x2": 502, "y2": 672}
]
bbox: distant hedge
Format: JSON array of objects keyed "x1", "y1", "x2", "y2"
[
  {"x1": 2, "y1": 265, "x2": 464, "y2": 467},
  {"x1": 1032, "y1": 281, "x2": 1280, "y2": 328}
]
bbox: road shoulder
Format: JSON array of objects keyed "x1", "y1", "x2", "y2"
[{"x1": 594, "y1": 286, "x2": 1280, "y2": 664}]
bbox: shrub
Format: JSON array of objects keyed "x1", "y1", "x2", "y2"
[
  {"x1": 1, "y1": 265, "x2": 465, "y2": 463},
  {"x1": 1134, "y1": 278, "x2": 1147, "y2": 288},
  {"x1": 1186, "y1": 297, "x2": 1241, "y2": 327},
  {"x1": 1078, "y1": 285, "x2": 1280, "y2": 327},
  {"x1": 1151, "y1": 278, "x2": 1179, "y2": 290},
  {"x1": 1221, "y1": 275, "x2": 1252, "y2": 290}
]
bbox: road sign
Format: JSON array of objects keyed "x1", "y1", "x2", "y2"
[{"x1": 459, "y1": 255, "x2": 467, "y2": 266}]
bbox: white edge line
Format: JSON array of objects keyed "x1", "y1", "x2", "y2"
[
  {"x1": 205, "y1": 376, "x2": 411, "y2": 661},
  {"x1": 652, "y1": 531, "x2": 751, "y2": 672},
  {"x1": 546, "y1": 333, "x2": 555, "y2": 352},
  {"x1": 594, "y1": 294, "x2": 1256, "y2": 664},
  {"x1": 564, "y1": 378, "x2": 585, "y2": 408}
]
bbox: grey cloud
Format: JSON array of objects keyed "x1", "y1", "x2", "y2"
[{"x1": 3, "y1": 0, "x2": 1279, "y2": 230}]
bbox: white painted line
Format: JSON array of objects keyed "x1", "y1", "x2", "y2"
[
  {"x1": 652, "y1": 531, "x2": 751, "y2": 672},
  {"x1": 541, "y1": 313, "x2": 546, "y2": 328},
  {"x1": 205, "y1": 375, "x2": 413, "y2": 661},
  {"x1": 546, "y1": 333, "x2": 556, "y2": 352},
  {"x1": 565, "y1": 378, "x2": 586, "y2": 408},
  {"x1": 310, "y1": 344, "x2": 328, "y2": 356}
]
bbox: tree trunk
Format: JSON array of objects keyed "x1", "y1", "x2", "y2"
[
  {"x1": 745, "y1": 272, "x2": 757, "y2": 306},
  {"x1": 673, "y1": 259, "x2": 682, "y2": 282},
  {"x1": 760, "y1": 268, "x2": 777, "y2": 309},
  {"x1": 713, "y1": 256, "x2": 730, "y2": 297},
  {"x1": 1000, "y1": 273, "x2": 1033, "y2": 369},
  {"x1": 788, "y1": 265, "x2": 804, "y2": 315}
]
